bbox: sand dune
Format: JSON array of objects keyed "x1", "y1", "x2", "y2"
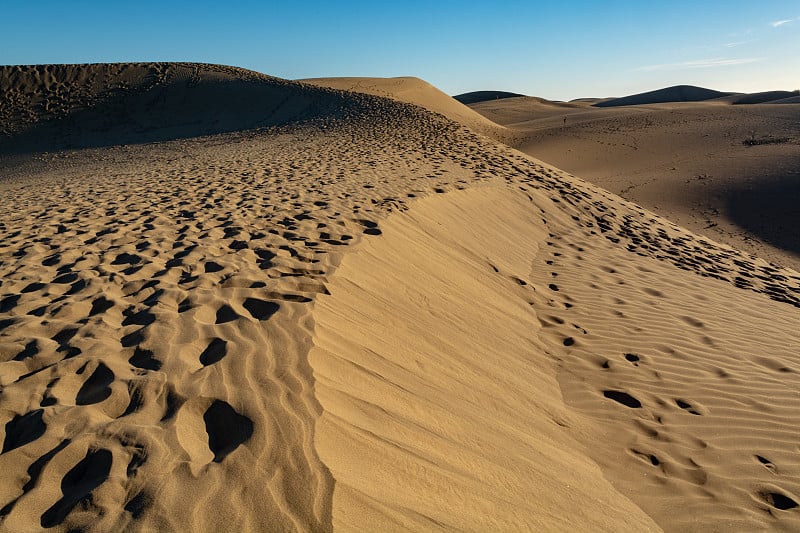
[
  {"x1": 593, "y1": 85, "x2": 733, "y2": 107},
  {"x1": 299, "y1": 76, "x2": 506, "y2": 139},
  {"x1": 315, "y1": 173, "x2": 800, "y2": 532},
  {"x1": 586, "y1": 86, "x2": 798, "y2": 108},
  {"x1": 2, "y1": 64, "x2": 800, "y2": 531},
  {"x1": 728, "y1": 90, "x2": 800, "y2": 105},
  {"x1": 0, "y1": 63, "x2": 374, "y2": 155},
  {"x1": 311, "y1": 187, "x2": 658, "y2": 531},
  {"x1": 469, "y1": 97, "x2": 800, "y2": 271},
  {"x1": 772, "y1": 95, "x2": 800, "y2": 104},
  {"x1": 468, "y1": 95, "x2": 589, "y2": 126},
  {"x1": 452, "y1": 90, "x2": 525, "y2": 105}
]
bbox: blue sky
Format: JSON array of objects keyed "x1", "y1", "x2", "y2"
[{"x1": 1, "y1": 1, "x2": 797, "y2": 100}]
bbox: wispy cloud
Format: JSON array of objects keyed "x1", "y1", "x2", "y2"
[
  {"x1": 723, "y1": 39, "x2": 755, "y2": 48},
  {"x1": 771, "y1": 19, "x2": 794, "y2": 27},
  {"x1": 635, "y1": 57, "x2": 763, "y2": 72}
]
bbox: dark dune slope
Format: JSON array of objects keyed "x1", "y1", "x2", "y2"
[
  {"x1": 731, "y1": 90, "x2": 800, "y2": 104},
  {"x1": 594, "y1": 85, "x2": 732, "y2": 107},
  {"x1": 453, "y1": 90, "x2": 525, "y2": 105},
  {"x1": 0, "y1": 63, "x2": 360, "y2": 154}
]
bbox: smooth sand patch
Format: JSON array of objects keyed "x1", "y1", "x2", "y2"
[{"x1": 311, "y1": 186, "x2": 659, "y2": 531}]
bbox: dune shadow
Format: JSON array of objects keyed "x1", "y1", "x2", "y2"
[
  {"x1": 723, "y1": 173, "x2": 800, "y2": 257},
  {"x1": 0, "y1": 71, "x2": 353, "y2": 156}
]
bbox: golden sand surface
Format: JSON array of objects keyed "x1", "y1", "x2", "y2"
[
  {"x1": 469, "y1": 94, "x2": 800, "y2": 271},
  {"x1": 1, "y1": 64, "x2": 799, "y2": 531}
]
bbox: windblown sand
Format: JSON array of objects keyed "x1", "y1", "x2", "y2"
[{"x1": 1, "y1": 64, "x2": 799, "y2": 531}]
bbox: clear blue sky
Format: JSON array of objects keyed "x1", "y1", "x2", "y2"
[{"x1": 1, "y1": 1, "x2": 797, "y2": 100}]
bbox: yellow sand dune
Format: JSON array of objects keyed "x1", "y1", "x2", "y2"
[
  {"x1": 311, "y1": 186, "x2": 659, "y2": 531},
  {"x1": 1, "y1": 63, "x2": 799, "y2": 531},
  {"x1": 300, "y1": 76, "x2": 507, "y2": 139}
]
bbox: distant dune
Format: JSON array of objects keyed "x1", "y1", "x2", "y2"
[
  {"x1": 468, "y1": 92, "x2": 800, "y2": 270},
  {"x1": 299, "y1": 76, "x2": 506, "y2": 139},
  {"x1": 594, "y1": 85, "x2": 733, "y2": 107},
  {"x1": 591, "y1": 85, "x2": 800, "y2": 108},
  {"x1": 729, "y1": 90, "x2": 800, "y2": 105},
  {"x1": 569, "y1": 97, "x2": 610, "y2": 104},
  {"x1": 2, "y1": 64, "x2": 800, "y2": 532},
  {"x1": 772, "y1": 95, "x2": 800, "y2": 104},
  {"x1": 452, "y1": 90, "x2": 525, "y2": 105},
  {"x1": 469, "y1": 96, "x2": 588, "y2": 127}
]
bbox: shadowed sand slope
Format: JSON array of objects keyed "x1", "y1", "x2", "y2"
[
  {"x1": 469, "y1": 98, "x2": 800, "y2": 270},
  {"x1": 726, "y1": 90, "x2": 800, "y2": 105},
  {"x1": 0, "y1": 63, "x2": 370, "y2": 154},
  {"x1": 772, "y1": 95, "x2": 800, "y2": 104},
  {"x1": 594, "y1": 85, "x2": 733, "y2": 107},
  {"x1": 299, "y1": 76, "x2": 507, "y2": 139},
  {"x1": 2, "y1": 63, "x2": 800, "y2": 531},
  {"x1": 452, "y1": 90, "x2": 525, "y2": 104}
]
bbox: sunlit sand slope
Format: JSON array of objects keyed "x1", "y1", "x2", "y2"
[
  {"x1": 300, "y1": 76, "x2": 506, "y2": 139},
  {"x1": 310, "y1": 187, "x2": 659, "y2": 531},
  {"x1": 469, "y1": 97, "x2": 800, "y2": 270}
]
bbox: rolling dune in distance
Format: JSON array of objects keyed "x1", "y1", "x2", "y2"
[
  {"x1": 592, "y1": 85, "x2": 734, "y2": 107},
  {"x1": 452, "y1": 90, "x2": 525, "y2": 105},
  {"x1": 1, "y1": 64, "x2": 799, "y2": 532},
  {"x1": 469, "y1": 91, "x2": 800, "y2": 271}
]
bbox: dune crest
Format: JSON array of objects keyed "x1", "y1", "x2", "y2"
[
  {"x1": 309, "y1": 149, "x2": 800, "y2": 531},
  {"x1": 300, "y1": 76, "x2": 506, "y2": 139},
  {"x1": 310, "y1": 186, "x2": 659, "y2": 531}
]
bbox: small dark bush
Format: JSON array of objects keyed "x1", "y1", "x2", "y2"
[{"x1": 743, "y1": 136, "x2": 791, "y2": 146}]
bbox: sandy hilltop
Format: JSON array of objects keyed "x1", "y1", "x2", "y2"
[{"x1": 0, "y1": 63, "x2": 799, "y2": 532}]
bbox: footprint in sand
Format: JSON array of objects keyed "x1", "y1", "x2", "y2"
[
  {"x1": 758, "y1": 490, "x2": 799, "y2": 511},
  {"x1": 124, "y1": 492, "x2": 153, "y2": 519},
  {"x1": 40, "y1": 448, "x2": 113, "y2": 528},
  {"x1": 215, "y1": 304, "x2": 240, "y2": 324},
  {"x1": 89, "y1": 296, "x2": 114, "y2": 316},
  {"x1": 630, "y1": 448, "x2": 661, "y2": 466},
  {"x1": 199, "y1": 338, "x2": 228, "y2": 366},
  {"x1": 242, "y1": 298, "x2": 280, "y2": 321},
  {"x1": 204, "y1": 400, "x2": 254, "y2": 463},
  {"x1": 603, "y1": 390, "x2": 642, "y2": 408},
  {"x1": 2, "y1": 409, "x2": 47, "y2": 453},
  {"x1": 14, "y1": 339, "x2": 39, "y2": 361},
  {"x1": 75, "y1": 362, "x2": 114, "y2": 405},
  {"x1": 625, "y1": 353, "x2": 641, "y2": 366},
  {"x1": 129, "y1": 347, "x2": 162, "y2": 371},
  {"x1": 756, "y1": 455, "x2": 777, "y2": 473},
  {"x1": 674, "y1": 398, "x2": 704, "y2": 416}
]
